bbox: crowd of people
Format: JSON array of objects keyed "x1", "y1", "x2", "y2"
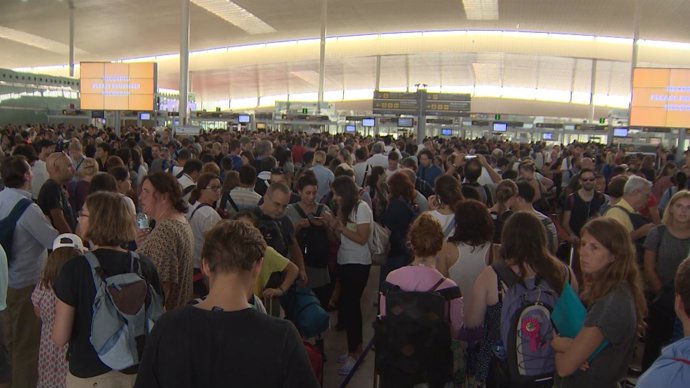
[{"x1": 0, "y1": 121, "x2": 689, "y2": 387}]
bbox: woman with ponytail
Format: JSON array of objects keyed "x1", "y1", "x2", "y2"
[
  {"x1": 186, "y1": 173, "x2": 223, "y2": 297},
  {"x1": 137, "y1": 172, "x2": 195, "y2": 310}
]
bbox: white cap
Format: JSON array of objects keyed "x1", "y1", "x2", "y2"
[{"x1": 52, "y1": 233, "x2": 84, "y2": 251}]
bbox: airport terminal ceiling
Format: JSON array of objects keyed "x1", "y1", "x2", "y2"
[{"x1": 2, "y1": 0, "x2": 690, "y2": 114}]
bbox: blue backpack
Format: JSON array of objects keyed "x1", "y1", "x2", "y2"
[
  {"x1": 0, "y1": 198, "x2": 32, "y2": 262},
  {"x1": 85, "y1": 252, "x2": 164, "y2": 370},
  {"x1": 492, "y1": 260, "x2": 560, "y2": 388}
]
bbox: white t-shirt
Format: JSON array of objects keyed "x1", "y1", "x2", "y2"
[
  {"x1": 337, "y1": 201, "x2": 373, "y2": 265},
  {"x1": 186, "y1": 202, "x2": 222, "y2": 269}
]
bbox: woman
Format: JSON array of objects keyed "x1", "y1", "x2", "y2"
[
  {"x1": 488, "y1": 179, "x2": 517, "y2": 243},
  {"x1": 108, "y1": 166, "x2": 137, "y2": 214},
  {"x1": 641, "y1": 190, "x2": 690, "y2": 370},
  {"x1": 379, "y1": 171, "x2": 418, "y2": 284},
  {"x1": 464, "y1": 211, "x2": 575, "y2": 386},
  {"x1": 366, "y1": 166, "x2": 389, "y2": 221},
  {"x1": 653, "y1": 162, "x2": 676, "y2": 201},
  {"x1": 322, "y1": 176, "x2": 372, "y2": 376},
  {"x1": 240, "y1": 150, "x2": 254, "y2": 167},
  {"x1": 218, "y1": 170, "x2": 240, "y2": 218},
  {"x1": 437, "y1": 199, "x2": 494, "y2": 307},
  {"x1": 137, "y1": 172, "x2": 195, "y2": 311},
  {"x1": 553, "y1": 218, "x2": 646, "y2": 387},
  {"x1": 381, "y1": 213, "x2": 463, "y2": 336},
  {"x1": 427, "y1": 174, "x2": 464, "y2": 238},
  {"x1": 130, "y1": 148, "x2": 148, "y2": 189},
  {"x1": 186, "y1": 173, "x2": 223, "y2": 297},
  {"x1": 640, "y1": 155, "x2": 656, "y2": 183},
  {"x1": 68, "y1": 157, "x2": 98, "y2": 213},
  {"x1": 286, "y1": 172, "x2": 333, "y2": 303},
  {"x1": 53, "y1": 192, "x2": 163, "y2": 387}
]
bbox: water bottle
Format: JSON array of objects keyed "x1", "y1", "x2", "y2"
[{"x1": 137, "y1": 212, "x2": 150, "y2": 230}]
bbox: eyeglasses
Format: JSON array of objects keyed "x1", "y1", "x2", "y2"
[
  {"x1": 580, "y1": 178, "x2": 595, "y2": 182},
  {"x1": 205, "y1": 186, "x2": 222, "y2": 191}
]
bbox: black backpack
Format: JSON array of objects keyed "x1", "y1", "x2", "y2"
[
  {"x1": 254, "y1": 208, "x2": 289, "y2": 257},
  {"x1": 374, "y1": 278, "x2": 460, "y2": 388},
  {"x1": 293, "y1": 204, "x2": 329, "y2": 268},
  {"x1": 0, "y1": 198, "x2": 32, "y2": 262}
]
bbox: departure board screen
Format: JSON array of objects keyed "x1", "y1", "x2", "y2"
[
  {"x1": 631, "y1": 68, "x2": 690, "y2": 128},
  {"x1": 80, "y1": 62, "x2": 157, "y2": 111}
]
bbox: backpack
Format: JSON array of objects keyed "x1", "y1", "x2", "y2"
[
  {"x1": 462, "y1": 182, "x2": 494, "y2": 207},
  {"x1": 293, "y1": 204, "x2": 330, "y2": 268},
  {"x1": 492, "y1": 260, "x2": 560, "y2": 388},
  {"x1": 374, "y1": 278, "x2": 461, "y2": 387},
  {"x1": 279, "y1": 286, "x2": 330, "y2": 338},
  {"x1": 369, "y1": 221, "x2": 391, "y2": 265},
  {"x1": 254, "y1": 209, "x2": 290, "y2": 257},
  {"x1": 0, "y1": 198, "x2": 32, "y2": 262},
  {"x1": 84, "y1": 251, "x2": 164, "y2": 371}
]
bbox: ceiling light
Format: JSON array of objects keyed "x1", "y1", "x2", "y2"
[
  {"x1": 462, "y1": 0, "x2": 499, "y2": 21},
  {"x1": 191, "y1": 0, "x2": 276, "y2": 35},
  {"x1": 0, "y1": 26, "x2": 86, "y2": 54}
]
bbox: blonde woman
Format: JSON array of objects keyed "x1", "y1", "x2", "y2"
[{"x1": 641, "y1": 190, "x2": 690, "y2": 370}]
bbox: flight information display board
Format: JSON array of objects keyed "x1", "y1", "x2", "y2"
[
  {"x1": 631, "y1": 68, "x2": 690, "y2": 128},
  {"x1": 372, "y1": 90, "x2": 471, "y2": 116},
  {"x1": 424, "y1": 92, "x2": 471, "y2": 116},
  {"x1": 372, "y1": 91, "x2": 418, "y2": 114},
  {"x1": 80, "y1": 62, "x2": 157, "y2": 111}
]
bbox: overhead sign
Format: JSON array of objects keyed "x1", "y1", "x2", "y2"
[
  {"x1": 80, "y1": 62, "x2": 157, "y2": 111},
  {"x1": 373, "y1": 90, "x2": 472, "y2": 116},
  {"x1": 372, "y1": 91, "x2": 418, "y2": 115},
  {"x1": 424, "y1": 93, "x2": 472, "y2": 116},
  {"x1": 631, "y1": 68, "x2": 690, "y2": 128}
]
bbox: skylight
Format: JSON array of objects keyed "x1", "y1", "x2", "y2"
[
  {"x1": 191, "y1": 0, "x2": 276, "y2": 35},
  {"x1": 0, "y1": 26, "x2": 86, "y2": 54},
  {"x1": 462, "y1": 0, "x2": 499, "y2": 21}
]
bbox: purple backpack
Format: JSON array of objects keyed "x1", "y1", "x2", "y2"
[{"x1": 492, "y1": 260, "x2": 560, "y2": 388}]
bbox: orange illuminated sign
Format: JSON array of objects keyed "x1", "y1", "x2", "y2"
[
  {"x1": 630, "y1": 68, "x2": 690, "y2": 128},
  {"x1": 80, "y1": 62, "x2": 157, "y2": 111}
]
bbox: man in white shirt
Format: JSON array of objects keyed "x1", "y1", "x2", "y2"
[
  {"x1": 30, "y1": 140, "x2": 54, "y2": 199},
  {"x1": 177, "y1": 159, "x2": 203, "y2": 202},
  {"x1": 353, "y1": 147, "x2": 370, "y2": 188},
  {"x1": 366, "y1": 142, "x2": 388, "y2": 170},
  {"x1": 385, "y1": 152, "x2": 401, "y2": 180}
]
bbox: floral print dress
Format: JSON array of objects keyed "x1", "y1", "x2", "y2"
[{"x1": 31, "y1": 284, "x2": 68, "y2": 388}]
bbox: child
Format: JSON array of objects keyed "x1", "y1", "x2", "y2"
[{"x1": 31, "y1": 234, "x2": 84, "y2": 388}]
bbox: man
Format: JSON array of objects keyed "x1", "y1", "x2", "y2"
[
  {"x1": 0, "y1": 245, "x2": 7, "y2": 388},
  {"x1": 252, "y1": 140, "x2": 274, "y2": 173},
  {"x1": 37, "y1": 152, "x2": 76, "y2": 234},
  {"x1": 95, "y1": 142, "x2": 110, "y2": 172},
  {"x1": 310, "y1": 151, "x2": 334, "y2": 203},
  {"x1": 133, "y1": 221, "x2": 319, "y2": 388},
  {"x1": 177, "y1": 159, "x2": 203, "y2": 201},
  {"x1": 353, "y1": 147, "x2": 369, "y2": 187},
  {"x1": 223, "y1": 165, "x2": 262, "y2": 217},
  {"x1": 416, "y1": 149, "x2": 442, "y2": 188},
  {"x1": 225, "y1": 139, "x2": 243, "y2": 171},
  {"x1": 560, "y1": 143, "x2": 583, "y2": 189},
  {"x1": 365, "y1": 142, "x2": 388, "y2": 170},
  {"x1": 401, "y1": 156, "x2": 434, "y2": 198},
  {"x1": 385, "y1": 152, "x2": 400, "y2": 180},
  {"x1": 400, "y1": 168, "x2": 429, "y2": 212},
  {"x1": 254, "y1": 183, "x2": 308, "y2": 283},
  {"x1": 603, "y1": 175, "x2": 654, "y2": 240},
  {"x1": 0, "y1": 156, "x2": 58, "y2": 388},
  {"x1": 637, "y1": 256, "x2": 690, "y2": 387},
  {"x1": 512, "y1": 181, "x2": 559, "y2": 254},
  {"x1": 148, "y1": 143, "x2": 170, "y2": 174},
  {"x1": 170, "y1": 148, "x2": 190, "y2": 177},
  {"x1": 269, "y1": 168, "x2": 300, "y2": 204},
  {"x1": 462, "y1": 157, "x2": 494, "y2": 207},
  {"x1": 291, "y1": 137, "x2": 307, "y2": 166},
  {"x1": 561, "y1": 168, "x2": 606, "y2": 244},
  {"x1": 67, "y1": 139, "x2": 86, "y2": 181},
  {"x1": 29, "y1": 140, "x2": 54, "y2": 200}
]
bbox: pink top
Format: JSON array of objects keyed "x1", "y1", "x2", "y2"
[{"x1": 379, "y1": 265, "x2": 463, "y2": 339}]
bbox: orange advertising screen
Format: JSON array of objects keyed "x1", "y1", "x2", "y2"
[
  {"x1": 80, "y1": 62, "x2": 157, "y2": 111},
  {"x1": 630, "y1": 68, "x2": 690, "y2": 128}
]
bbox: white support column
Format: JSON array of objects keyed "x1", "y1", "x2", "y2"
[
  {"x1": 179, "y1": 0, "x2": 190, "y2": 125},
  {"x1": 375, "y1": 55, "x2": 381, "y2": 91},
  {"x1": 68, "y1": 1, "x2": 75, "y2": 77},
  {"x1": 589, "y1": 59, "x2": 598, "y2": 123},
  {"x1": 317, "y1": 0, "x2": 327, "y2": 113}
]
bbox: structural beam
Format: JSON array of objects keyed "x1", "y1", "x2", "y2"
[{"x1": 179, "y1": 0, "x2": 190, "y2": 125}]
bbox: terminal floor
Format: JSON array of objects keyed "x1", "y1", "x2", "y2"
[{"x1": 322, "y1": 266, "x2": 380, "y2": 388}]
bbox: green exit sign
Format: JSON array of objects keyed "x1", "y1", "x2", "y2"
[
  {"x1": 302, "y1": 108, "x2": 308, "y2": 114},
  {"x1": 599, "y1": 117, "x2": 606, "y2": 124},
  {"x1": 495, "y1": 114, "x2": 501, "y2": 120}
]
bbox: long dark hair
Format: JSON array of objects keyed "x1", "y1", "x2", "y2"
[
  {"x1": 332, "y1": 176, "x2": 359, "y2": 223},
  {"x1": 142, "y1": 172, "x2": 188, "y2": 213},
  {"x1": 500, "y1": 211, "x2": 565, "y2": 292},
  {"x1": 189, "y1": 173, "x2": 219, "y2": 205},
  {"x1": 435, "y1": 174, "x2": 464, "y2": 208}
]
